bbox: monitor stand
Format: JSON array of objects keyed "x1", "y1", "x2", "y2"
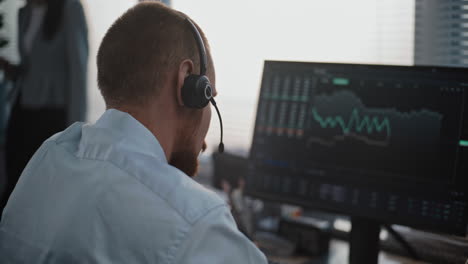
[{"x1": 349, "y1": 217, "x2": 381, "y2": 264}]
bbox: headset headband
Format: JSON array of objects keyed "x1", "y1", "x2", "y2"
[{"x1": 184, "y1": 18, "x2": 207, "y2": 76}]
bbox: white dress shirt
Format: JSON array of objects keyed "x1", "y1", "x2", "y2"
[{"x1": 0, "y1": 109, "x2": 268, "y2": 264}]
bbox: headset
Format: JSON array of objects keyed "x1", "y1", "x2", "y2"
[{"x1": 182, "y1": 18, "x2": 224, "y2": 153}]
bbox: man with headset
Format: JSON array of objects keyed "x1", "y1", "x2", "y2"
[{"x1": 0, "y1": 2, "x2": 268, "y2": 263}]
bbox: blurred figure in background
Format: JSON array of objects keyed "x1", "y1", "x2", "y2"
[
  {"x1": 0, "y1": 0, "x2": 26, "y2": 144},
  {"x1": 0, "y1": 0, "x2": 88, "y2": 213},
  {"x1": 0, "y1": 0, "x2": 26, "y2": 210},
  {"x1": 0, "y1": 0, "x2": 26, "y2": 68}
]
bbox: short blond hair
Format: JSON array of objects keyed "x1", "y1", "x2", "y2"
[{"x1": 97, "y1": 2, "x2": 210, "y2": 107}]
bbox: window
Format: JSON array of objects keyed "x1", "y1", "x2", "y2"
[
  {"x1": 173, "y1": 0, "x2": 415, "y2": 156},
  {"x1": 83, "y1": 0, "x2": 137, "y2": 123}
]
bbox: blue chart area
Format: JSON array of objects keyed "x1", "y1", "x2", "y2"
[{"x1": 307, "y1": 91, "x2": 443, "y2": 147}]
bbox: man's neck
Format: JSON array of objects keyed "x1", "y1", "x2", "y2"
[{"x1": 112, "y1": 104, "x2": 176, "y2": 162}]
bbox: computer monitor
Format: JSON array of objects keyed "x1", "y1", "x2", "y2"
[{"x1": 247, "y1": 61, "x2": 468, "y2": 263}]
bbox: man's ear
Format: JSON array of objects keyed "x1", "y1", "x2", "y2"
[{"x1": 176, "y1": 59, "x2": 195, "y2": 107}]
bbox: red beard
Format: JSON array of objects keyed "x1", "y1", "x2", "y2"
[{"x1": 169, "y1": 141, "x2": 207, "y2": 177}]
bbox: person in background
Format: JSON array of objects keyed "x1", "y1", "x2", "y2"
[
  {"x1": 0, "y1": 0, "x2": 88, "y2": 213},
  {"x1": 0, "y1": 0, "x2": 26, "y2": 208},
  {"x1": 0, "y1": 0, "x2": 26, "y2": 145},
  {"x1": 0, "y1": 0, "x2": 26, "y2": 66},
  {"x1": 231, "y1": 177, "x2": 255, "y2": 238}
]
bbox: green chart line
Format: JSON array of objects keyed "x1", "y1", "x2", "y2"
[{"x1": 311, "y1": 107, "x2": 392, "y2": 137}]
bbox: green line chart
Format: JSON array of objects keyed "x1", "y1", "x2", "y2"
[
  {"x1": 310, "y1": 107, "x2": 392, "y2": 146},
  {"x1": 307, "y1": 90, "x2": 443, "y2": 147},
  {"x1": 312, "y1": 108, "x2": 392, "y2": 137}
]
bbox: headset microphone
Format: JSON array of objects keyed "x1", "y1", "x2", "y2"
[
  {"x1": 210, "y1": 98, "x2": 224, "y2": 153},
  {"x1": 183, "y1": 18, "x2": 224, "y2": 153}
]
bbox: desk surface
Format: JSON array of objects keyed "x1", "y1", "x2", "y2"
[{"x1": 265, "y1": 239, "x2": 428, "y2": 264}]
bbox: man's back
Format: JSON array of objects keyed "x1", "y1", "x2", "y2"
[{"x1": 0, "y1": 110, "x2": 267, "y2": 263}]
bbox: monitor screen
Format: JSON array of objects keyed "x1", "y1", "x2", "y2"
[{"x1": 247, "y1": 61, "x2": 468, "y2": 235}]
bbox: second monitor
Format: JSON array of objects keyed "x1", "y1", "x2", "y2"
[{"x1": 247, "y1": 61, "x2": 468, "y2": 237}]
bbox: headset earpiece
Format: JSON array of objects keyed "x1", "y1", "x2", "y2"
[{"x1": 181, "y1": 75, "x2": 212, "y2": 109}]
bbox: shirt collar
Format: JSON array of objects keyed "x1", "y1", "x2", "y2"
[{"x1": 84, "y1": 109, "x2": 168, "y2": 164}]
